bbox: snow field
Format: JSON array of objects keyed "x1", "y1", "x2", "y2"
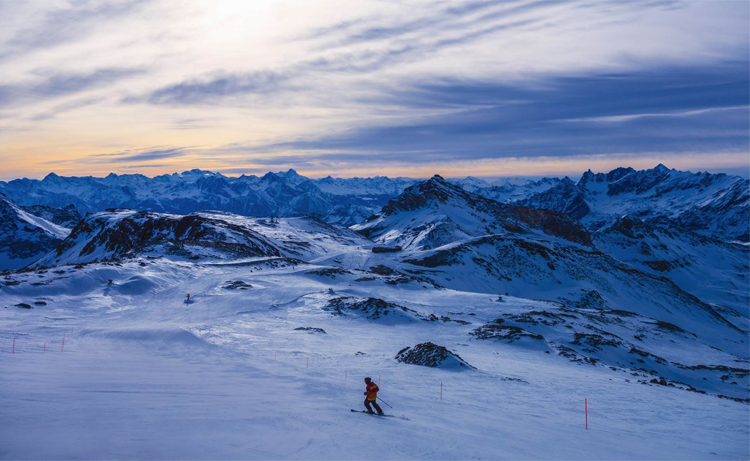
[{"x1": 1, "y1": 260, "x2": 748, "y2": 460}]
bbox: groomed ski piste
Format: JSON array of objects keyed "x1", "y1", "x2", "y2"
[{"x1": 2, "y1": 251, "x2": 748, "y2": 460}]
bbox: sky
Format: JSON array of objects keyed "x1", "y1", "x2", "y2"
[{"x1": 0, "y1": 0, "x2": 748, "y2": 180}]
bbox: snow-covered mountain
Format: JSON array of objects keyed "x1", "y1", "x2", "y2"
[
  {"x1": 34, "y1": 210, "x2": 283, "y2": 267},
  {"x1": 5, "y1": 205, "x2": 748, "y2": 404},
  {"x1": 33, "y1": 209, "x2": 377, "y2": 269},
  {"x1": 0, "y1": 193, "x2": 68, "y2": 270},
  {"x1": 471, "y1": 177, "x2": 562, "y2": 203},
  {"x1": 348, "y1": 178, "x2": 746, "y2": 348},
  {"x1": 2, "y1": 165, "x2": 745, "y2": 242},
  {"x1": 592, "y1": 215, "x2": 749, "y2": 313},
  {"x1": 352, "y1": 175, "x2": 592, "y2": 250},
  {"x1": 315, "y1": 175, "x2": 416, "y2": 197},
  {"x1": 518, "y1": 165, "x2": 749, "y2": 242}
]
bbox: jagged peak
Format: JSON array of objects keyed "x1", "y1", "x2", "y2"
[
  {"x1": 559, "y1": 176, "x2": 576, "y2": 185},
  {"x1": 380, "y1": 174, "x2": 469, "y2": 215}
]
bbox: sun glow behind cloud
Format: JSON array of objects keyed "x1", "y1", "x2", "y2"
[{"x1": 0, "y1": 0, "x2": 747, "y2": 180}]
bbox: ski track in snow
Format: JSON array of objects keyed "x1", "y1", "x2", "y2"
[{"x1": 1, "y1": 259, "x2": 748, "y2": 460}]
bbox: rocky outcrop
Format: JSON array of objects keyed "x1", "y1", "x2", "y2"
[
  {"x1": 395, "y1": 342, "x2": 475, "y2": 370},
  {"x1": 35, "y1": 210, "x2": 281, "y2": 266}
]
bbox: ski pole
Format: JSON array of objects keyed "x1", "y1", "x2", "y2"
[{"x1": 377, "y1": 397, "x2": 392, "y2": 409}]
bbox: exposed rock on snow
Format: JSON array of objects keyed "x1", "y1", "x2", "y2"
[
  {"x1": 324, "y1": 296, "x2": 423, "y2": 323},
  {"x1": 294, "y1": 327, "x2": 327, "y2": 334},
  {"x1": 471, "y1": 319, "x2": 546, "y2": 343},
  {"x1": 395, "y1": 342, "x2": 475, "y2": 370},
  {"x1": 223, "y1": 280, "x2": 253, "y2": 290}
]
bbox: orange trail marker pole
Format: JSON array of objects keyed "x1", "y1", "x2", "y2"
[
  {"x1": 378, "y1": 376, "x2": 381, "y2": 386},
  {"x1": 440, "y1": 382, "x2": 443, "y2": 401},
  {"x1": 61, "y1": 333, "x2": 65, "y2": 352},
  {"x1": 12, "y1": 338, "x2": 15, "y2": 354},
  {"x1": 585, "y1": 398, "x2": 588, "y2": 430}
]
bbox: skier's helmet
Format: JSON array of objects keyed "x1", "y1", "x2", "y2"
[{"x1": 364, "y1": 377, "x2": 371, "y2": 383}]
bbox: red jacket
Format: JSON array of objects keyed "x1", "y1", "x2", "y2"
[{"x1": 364, "y1": 382, "x2": 379, "y2": 401}]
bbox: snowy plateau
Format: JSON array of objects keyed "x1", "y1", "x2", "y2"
[{"x1": 1, "y1": 165, "x2": 749, "y2": 460}]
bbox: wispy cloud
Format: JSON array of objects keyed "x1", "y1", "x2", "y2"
[
  {"x1": 41, "y1": 146, "x2": 197, "y2": 166},
  {"x1": 0, "y1": 0, "x2": 151, "y2": 61},
  {"x1": 87, "y1": 146, "x2": 196, "y2": 163},
  {"x1": 230, "y1": 61, "x2": 749, "y2": 162},
  {"x1": 34, "y1": 68, "x2": 145, "y2": 97}
]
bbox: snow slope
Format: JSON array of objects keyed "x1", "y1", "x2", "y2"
[
  {"x1": 593, "y1": 215, "x2": 750, "y2": 314},
  {"x1": 1, "y1": 256, "x2": 748, "y2": 460}
]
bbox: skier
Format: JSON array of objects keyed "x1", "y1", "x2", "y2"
[
  {"x1": 363, "y1": 377, "x2": 384, "y2": 415},
  {"x1": 187, "y1": 293, "x2": 190, "y2": 301}
]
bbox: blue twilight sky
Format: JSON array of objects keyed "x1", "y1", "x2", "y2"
[{"x1": 0, "y1": 0, "x2": 747, "y2": 179}]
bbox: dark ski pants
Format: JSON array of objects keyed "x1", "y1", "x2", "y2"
[{"x1": 364, "y1": 399, "x2": 382, "y2": 414}]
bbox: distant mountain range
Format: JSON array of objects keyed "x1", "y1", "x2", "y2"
[{"x1": 1, "y1": 164, "x2": 746, "y2": 241}]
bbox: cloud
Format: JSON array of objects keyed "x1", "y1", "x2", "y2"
[
  {"x1": 87, "y1": 146, "x2": 195, "y2": 163},
  {"x1": 143, "y1": 16, "x2": 542, "y2": 105},
  {"x1": 0, "y1": 67, "x2": 144, "y2": 111},
  {"x1": 232, "y1": 60, "x2": 749, "y2": 162},
  {"x1": 34, "y1": 68, "x2": 145, "y2": 97},
  {"x1": 40, "y1": 146, "x2": 197, "y2": 165},
  {"x1": 0, "y1": 0, "x2": 151, "y2": 61},
  {"x1": 147, "y1": 71, "x2": 286, "y2": 105}
]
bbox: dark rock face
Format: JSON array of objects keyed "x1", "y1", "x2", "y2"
[
  {"x1": 372, "y1": 245, "x2": 402, "y2": 253},
  {"x1": 43, "y1": 210, "x2": 281, "y2": 265},
  {"x1": 21, "y1": 204, "x2": 82, "y2": 229},
  {"x1": 517, "y1": 178, "x2": 590, "y2": 220},
  {"x1": 395, "y1": 342, "x2": 475, "y2": 369}
]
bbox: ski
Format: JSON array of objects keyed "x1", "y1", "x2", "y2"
[{"x1": 350, "y1": 409, "x2": 392, "y2": 417}]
